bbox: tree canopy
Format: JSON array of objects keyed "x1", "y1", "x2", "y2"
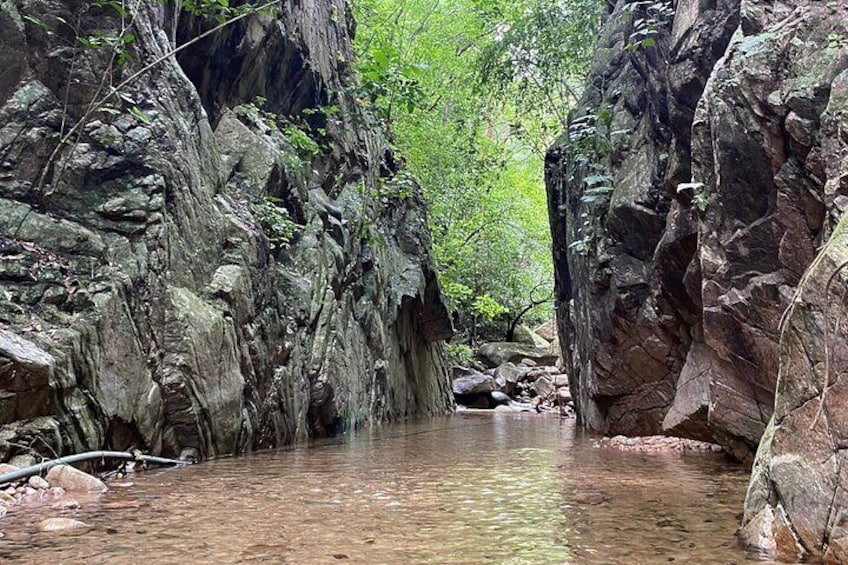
[{"x1": 353, "y1": 0, "x2": 602, "y2": 342}]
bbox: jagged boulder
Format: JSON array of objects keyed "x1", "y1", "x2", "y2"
[
  {"x1": 451, "y1": 373, "x2": 497, "y2": 396},
  {"x1": 492, "y1": 362, "x2": 531, "y2": 395}
]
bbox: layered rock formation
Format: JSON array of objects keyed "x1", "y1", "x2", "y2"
[
  {"x1": 0, "y1": 0, "x2": 453, "y2": 461},
  {"x1": 547, "y1": 0, "x2": 847, "y2": 461},
  {"x1": 550, "y1": 0, "x2": 848, "y2": 555}
]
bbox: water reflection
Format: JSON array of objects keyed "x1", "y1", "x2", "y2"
[{"x1": 0, "y1": 413, "x2": 773, "y2": 564}]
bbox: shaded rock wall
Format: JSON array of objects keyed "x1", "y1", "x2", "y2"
[
  {"x1": 547, "y1": 0, "x2": 847, "y2": 462},
  {"x1": 0, "y1": 0, "x2": 453, "y2": 460}
]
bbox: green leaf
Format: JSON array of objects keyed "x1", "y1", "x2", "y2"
[{"x1": 130, "y1": 106, "x2": 152, "y2": 124}]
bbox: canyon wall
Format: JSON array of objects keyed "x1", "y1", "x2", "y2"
[
  {"x1": 547, "y1": 0, "x2": 847, "y2": 461},
  {"x1": 0, "y1": 0, "x2": 453, "y2": 461},
  {"x1": 549, "y1": 0, "x2": 848, "y2": 556}
]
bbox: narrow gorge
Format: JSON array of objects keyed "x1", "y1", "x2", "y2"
[{"x1": 1, "y1": 0, "x2": 848, "y2": 562}]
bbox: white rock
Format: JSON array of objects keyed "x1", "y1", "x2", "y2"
[{"x1": 37, "y1": 517, "x2": 90, "y2": 533}]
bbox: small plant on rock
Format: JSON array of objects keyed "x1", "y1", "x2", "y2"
[{"x1": 251, "y1": 197, "x2": 300, "y2": 250}]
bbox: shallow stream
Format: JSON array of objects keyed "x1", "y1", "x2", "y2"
[{"x1": 0, "y1": 413, "x2": 772, "y2": 564}]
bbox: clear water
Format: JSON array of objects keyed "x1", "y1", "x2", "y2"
[{"x1": 0, "y1": 413, "x2": 775, "y2": 564}]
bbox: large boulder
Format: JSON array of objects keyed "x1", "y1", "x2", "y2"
[
  {"x1": 532, "y1": 320, "x2": 557, "y2": 342},
  {"x1": 512, "y1": 325, "x2": 551, "y2": 349},
  {"x1": 492, "y1": 362, "x2": 531, "y2": 395},
  {"x1": 46, "y1": 465, "x2": 107, "y2": 493},
  {"x1": 476, "y1": 343, "x2": 558, "y2": 369},
  {"x1": 531, "y1": 376, "x2": 554, "y2": 399},
  {"x1": 451, "y1": 373, "x2": 496, "y2": 396}
]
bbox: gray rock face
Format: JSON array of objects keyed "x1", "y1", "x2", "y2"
[
  {"x1": 546, "y1": 0, "x2": 848, "y2": 462},
  {"x1": 0, "y1": 0, "x2": 452, "y2": 460}
]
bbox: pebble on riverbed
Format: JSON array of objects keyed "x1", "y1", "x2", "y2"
[{"x1": 595, "y1": 435, "x2": 724, "y2": 453}]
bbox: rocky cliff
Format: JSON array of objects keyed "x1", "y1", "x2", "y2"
[
  {"x1": 549, "y1": 0, "x2": 848, "y2": 556},
  {"x1": 547, "y1": 0, "x2": 847, "y2": 461},
  {"x1": 0, "y1": 0, "x2": 453, "y2": 462}
]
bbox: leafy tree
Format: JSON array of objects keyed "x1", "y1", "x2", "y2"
[{"x1": 353, "y1": 0, "x2": 601, "y2": 342}]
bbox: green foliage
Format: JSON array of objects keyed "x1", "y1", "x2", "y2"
[
  {"x1": 828, "y1": 33, "x2": 848, "y2": 50},
  {"x1": 677, "y1": 182, "x2": 708, "y2": 216},
  {"x1": 251, "y1": 197, "x2": 300, "y2": 250},
  {"x1": 352, "y1": 0, "x2": 601, "y2": 339},
  {"x1": 477, "y1": 0, "x2": 603, "y2": 152},
  {"x1": 283, "y1": 123, "x2": 321, "y2": 158},
  {"x1": 445, "y1": 343, "x2": 474, "y2": 365},
  {"x1": 356, "y1": 42, "x2": 428, "y2": 120},
  {"x1": 240, "y1": 97, "x2": 325, "y2": 171},
  {"x1": 472, "y1": 294, "x2": 508, "y2": 321},
  {"x1": 182, "y1": 0, "x2": 252, "y2": 23}
]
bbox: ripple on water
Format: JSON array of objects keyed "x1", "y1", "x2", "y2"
[{"x1": 0, "y1": 413, "x2": 774, "y2": 564}]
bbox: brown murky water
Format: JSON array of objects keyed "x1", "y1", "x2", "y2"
[{"x1": 0, "y1": 413, "x2": 773, "y2": 564}]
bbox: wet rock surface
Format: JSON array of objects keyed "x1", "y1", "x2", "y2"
[
  {"x1": 36, "y1": 517, "x2": 89, "y2": 534},
  {"x1": 45, "y1": 465, "x2": 107, "y2": 493},
  {"x1": 595, "y1": 435, "x2": 723, "y2": 454},
  {"x1": 0, "y1": 0, "x2": 453, "y2": 462}
]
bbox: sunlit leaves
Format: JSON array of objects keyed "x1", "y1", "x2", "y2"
[{"x1": 353, "y1": 0, "x2": 559, "y2": 335}]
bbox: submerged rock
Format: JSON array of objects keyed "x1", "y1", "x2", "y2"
[
  {"x1": 37, "y1": 517, "x2": 90, "y2": 533},
  {"x1": 596, "y1": 435, "x2": 722, "y2": 454}
]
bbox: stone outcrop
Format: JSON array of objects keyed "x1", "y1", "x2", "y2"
[
  {"x1": 0, "y1": 0, "x2": 453, "y2": 461},
  {"x1": 739, "y1": 6, "x2": 848, "y2": 555},
  {"x1": 547, "y1": 0, "x2": 848, "y2": 462}
]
